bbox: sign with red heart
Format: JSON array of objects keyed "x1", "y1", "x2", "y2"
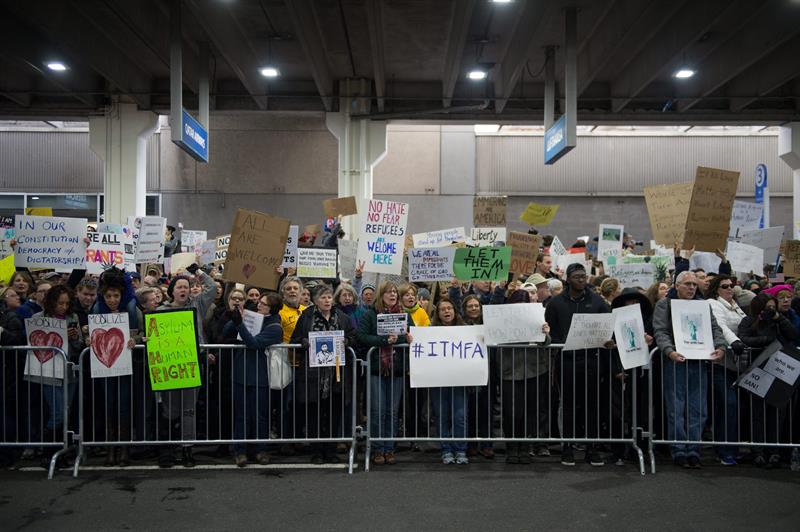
[
  {"x1": 89, "y1": 313, "x2": 133, "y2": 378},
  {"x1": 24, "y1": 316, "x2": 68, "y2": 381}
]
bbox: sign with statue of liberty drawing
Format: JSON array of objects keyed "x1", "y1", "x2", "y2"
[
  {"x1": 612, "y1": 304, "x2": 650, "y2": 369},
  {"x1": 670, "y1": 299, "x2": 715, "y2": 359}
]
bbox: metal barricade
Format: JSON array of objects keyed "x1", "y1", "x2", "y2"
[
  {"x1": 0, "y1": 345, "x2": 75, "y2": 479},
  {"x1": 73, "y1": 344, "x2": 363, "y2": 475},
  {"x1": 364, "y1": 344, "x2": 646, "y2": 474},
  {"x1": 647, "y1": 346, "x2": 799, "y2": 473}
]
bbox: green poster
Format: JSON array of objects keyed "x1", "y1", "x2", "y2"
[
  {"x1": 453, "y1": 246, "x2": 511, "y2": 281},
  {"x1": 145, "y1": 309, "x2": 201, "y2": 391}
]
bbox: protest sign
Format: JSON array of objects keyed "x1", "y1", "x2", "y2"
[
  {"x1": 237, "y1": 309, "x2": 265, "y2": 341},
  {"x1": 470, "y1": 227, "x2": 506, "y2": 246},
  {"x1": 308, "y1": 330, "x2": 346, "y2": 367},
  {"x1": 145, "y1": 309, "x2": 201, "y2": 391},
  {"x1": 128, "y1": 216, "x2": 166, "y2": 263},
  {"x1": 606, "y1": 263, "x2": 655, "y2": 289},
  {"x1": 670, "y1": 299, "x2": 715, "y2": 359},
  {"x1": 224, "y1": 208, "x2": 290, "y2": 289},
  {"x1": 409, "y1": 325, "x2": 488, "y2": 388},
  {"x1": 763, "y1": 350, "x2": 800, "y2": 386},
  {"x1": 549, "y1": 235, "x2": 567, "y2": 258},
  {"x1": 14, "y1": 215, "x2": 87, "y2": 270},
  {"x1": 689, "y1": 251, "x2": 722, "y2": 274},
  {"x1": 297, "y1": 247, "x2": 338, "y2": 278},
  {"x1": 725, "y1": 241, "x2": 765, "y2": 275},
  {"x1": 0, "y1": 254, "x2": 15, "y2": 284},
  {"x1": 643, "y1": 182, "x2": 693, "y2": 246},
  {"x1": 556, "y1": 252, "x2": 586, "y2": 273},
  {"x1": 562, "y1": 314, "x2": 615, "y2": 351},
  {"x1": 519, "y1": 202, "x2": 560, "y2": 226},
  {"x1": 85, "y1": 232, "x2": 126, "y2": 274},
  {"x1": 337, "y1": 239, "x2": 359, "y2": 280},
  {"x1": 598, "y1": 224, "x2": 624, "y2": 263},
  {"x1": 25, "y1": 207, "x2": 53, "y2": 216},
  {"x1": 323, "y1": 196, "x2": 358, "y2": 218},
  {"x1": 356, "y1": 199, "x2": 409, "y2": 275},
  {"x1": 281, "y1": 225, "x2": 299, "y2": 268},
  {"x1": 0, "y1": 218, "x2": 14, "y2": 261},
  {"x1": 612, "y1": 304, "x2": 650, "y2": 369},
  {"x1": 453, "y1": 246, "x2": 511, "y2": 281},
  {"x1": 473, "y1": 196, "x2": 507, "y2": 227},
  {"x1": 169, "y1": 252, "x2": 196, "y2": 274},
  {"x1": 683, "y1": 166, "x2": 740, "y2": 251},
  {"x1": 199, "y1": 240, "x2": 216, "y2": 266},
  {"x1": 729, "y1": 201, "x2": 764, "y2": 238},
  {"x1": 89, "y1": 313, "x2": 132, "y2": 378},
  {"x1": 377, "y1": 313, "x2": 408, "y2": 336},
  {"x1": 412, "y1": 227, "x2": 466, "y2": 248},
  {"x1": 0, "y1": 238, "x2": 12, "y2": 260},
  {"x1": 214, "y1": 234, "x2": 230, "y2": 266},
  {"x1": 408, "y1": 247, "x2": 456, "y2": 282},
  {"x1": 739, "y1": 367, "x2": 775, "y2": 398},
  {"x1": 507, "y1": 231, "x2": 542, "y2": 276},
  {"x1": 482, "y1": 303, "x2": 546, "y2": 345},
  {"x1": 782, "y1": 240, "x2": 800, "y2": 276},
  {"x1": 24, "y1": 316, "x2": 68, "y2": 382},
  {"x1": 738, "y1": 226, "x2": 784, "y2": 265},
  {"x1": 181, "y1": 230, "x2": 207, "y2": 253}
]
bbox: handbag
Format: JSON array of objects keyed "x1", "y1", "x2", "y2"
[{"x1": 268, "y1": 346, "x2": 293, "y2": 390}]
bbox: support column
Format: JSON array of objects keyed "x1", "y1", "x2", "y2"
[
  {"x1": 779, "y1": 123, "x2": 800, "y2": 238},
  {"x1": 89, "y1": 102, "x2": 159, "y2": 224}
]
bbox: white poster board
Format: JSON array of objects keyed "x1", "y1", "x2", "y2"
[
  {"x1": 670, "y1": 299, "x2": 715, "y2": 359},
  {"x1": 469, "y1": 227, "x2": 506, "y2": 246},
  {"x1": 282, "y1": 225, "x2": 299, "y2": 268},
  {"x1": 308, "y1": 330, "x2": 346, "y2": 367},
  {"x1": 612, "y1": 304, "x2": 650, "y2": 369},
  {"x1": 689, "y1": 251, "x2": 722, "y2": 274},
  {"x1": 409, "y1": 325, "x2": 488, "y2": 388},
  {"x1": 181, "y1": 230, "x2": 207, "y2": 253},
  {"x1": 85, "y1": 232, "x2": 127, "y2": 274},
  {"x1": 607, "y1": 263, "x2": 656, "y2": 290},
  {"x1": 763, "y1": 350, "x2": 800, "y2": 386},
  {"x1": 237, "y1": 309, "x2": 265, "y2": 341},
  {"x1": 408, "y1": 247, "x2": 456, "y2": 282},
  {"x1": 549, "y1": 235, "x2": 567, "y2": 258},
  {"x1": 199, "y1": 240, "x2": 216, "y2": 266},
  {"x1": 482, "y1": 303, "x2": 546, "y2": 345},
  {"x1": 598, "y1": 224, "x2": 624, "y2": 263},
  {"x1": 412, "y1": 227, "x2": 466, "y2": 248},
  {"x1": 737, "y1": 226, "x2": 784, "y2": 265},
  {"x1": 376, "y1": 313, "x2": 408, "y2": 336},
  {"x1": 556, "y1": 252, "x2": 586, "y2": 273},
  {"x1": 297, "y1": 247, "x2": 338, "y2": 278},
  {"x1": 725, "y1": 240, "x2": 765, "y2": 274},
  {"x1": 337, "y1": 239, "x2": 359, "y2": 280},
  {"x1": 24, "y1": 316, "x2": 68, "y2": 382},
  {"x1": 14, "y1": 215, "x2": 88, "y2": 270},
  {"x1": 128, "y1": 216, "x2": 166, "y2": 263},
  {"x1": 89, "y1": 313, "x2": 132, "y2": 378},
  {"x1": 738, "y1": 367, "x2": 775, "y2": 398},
  {"x1": 356, "y1": 199, "x2": 409, "y2": 275},
  {"x1": 729, "y1": 201, "x2": 763, "y2": 238},
  {"x1": 563, "y1": 314, "x2": 615, "y2": 351}
]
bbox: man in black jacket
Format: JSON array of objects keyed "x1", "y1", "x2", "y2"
[{"x1": 545, "y1": 263, "x2": 611, "y2": 467}]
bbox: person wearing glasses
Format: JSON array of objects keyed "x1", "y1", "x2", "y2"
[
  {"x1": 707, "y1": 275, "x2": 747, "y2": 466},
  {"x1": 764, "y1": 284, "x2": 800, "y2": 339}
]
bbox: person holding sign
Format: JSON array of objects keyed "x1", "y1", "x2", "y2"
[
  {"x1": 398, "y1": 283, "x2": 430, "y2": 451},
  {"x1": 653, "y1": 271, "x2": 726, "y2": 469},
  {"x1": 459, "y1": 294, "x2": 494, "y2": 459},
  {"x1": 291, "y1": 285, "x2": 357, "y2": 465}
]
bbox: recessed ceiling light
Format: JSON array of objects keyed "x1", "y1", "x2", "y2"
[
  {"x1": 474, "y1": 124, "x2": 501, "y2": 134},
  {"x1": 673, "y1": 69, "x2": 695, "y2": 79},
  {"x1": 259, "y1": 66, "x2": 279, "y2": 78},
  {"x1": 46, "y1": 62, "x2": 67, "y2": 72},
  {"x1": 468, "y1": 70, "x2": 487, "y2": 81},
  {"x1": 491, "y1": 0, "x2": 513, "y2": 3},
  {"x1": 31, "y1": 196, "x2": 40, "y2": 200}
]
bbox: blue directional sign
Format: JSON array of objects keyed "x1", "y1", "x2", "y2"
[
  {"x1": 544, "y1": 115, "x2": 574, "y2": 165},
  {"x1": 755, "y1": 163, "x2": 767, "y2": 229},
  {"x1": 173, "y1": 109, "x2": 208, "y2": 162}
]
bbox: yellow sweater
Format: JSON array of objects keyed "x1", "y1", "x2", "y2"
[
  {"x1": 279, "y1": 304, "x2": 306, "y2": 343},
  {"x1": 405, "y1": 305, "x2": 431, "y2": 327}
]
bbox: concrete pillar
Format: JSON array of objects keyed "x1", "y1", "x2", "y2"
[
  {"x1": 779, "y1": 123, "x2": 800, "y2": 238},
  {"x1": 89, "y1": 102, "x2": 159, "y2": 224}
]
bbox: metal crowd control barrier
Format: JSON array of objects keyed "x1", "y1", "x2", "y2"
[
  {"x1": 73, "y1": 344, "x2": 363, "y2": 475},
  {"x1": 364, "y1": 344, "x2": 646, "y2": 475},
  {"x1": 647, "y1": 346, "x2": 799, "y2": 473},
  {"x1": 1, "y1": 346, "x2": 75, "y2": 479}
]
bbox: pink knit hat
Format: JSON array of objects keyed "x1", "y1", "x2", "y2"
[{"x1": 763, "y1": 284, "x2": 794, "y2": 297}]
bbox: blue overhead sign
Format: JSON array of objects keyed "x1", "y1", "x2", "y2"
[
  {"x1": 173, "y1": 109, "x2": 208, "y2": 162},
  {"x1": 755, "y1": 163, "x2": 768, "y2": 229},
  {"x1": 544, "y1": 115, "x2": 574, "y2": 165}
]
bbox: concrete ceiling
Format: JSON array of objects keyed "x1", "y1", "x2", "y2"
[{"x1": 1, "y1": 0, "x2": 799, "y2": 124}]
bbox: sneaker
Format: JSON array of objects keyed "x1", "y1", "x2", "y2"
[
  {"x1": 181, "y1": 448, "x2": 195, "y2": 468},
  {"x1": 536, "y1": 446, "x2": 551, "y2": 457},
  {"x1": 687, "y1": 456, "x2": 701, "y2": 469},
  {"x1": 561, "y1": 447, "x2": 576, "y2": 467},
  {"x1": 754, "y1": 455, "x2": 766, "y2": 468},
  {"x1": 384, "y1": 452, "x2": 396, "y2": 465},
  {"x1": 442, "y1": 452, "x2": 456, "y2": 465},
  {"x1": 766, "y1": 454, "x2": 781, "y2": 470},
  {"x1": 256, "y1": 452, "x2": 270, "y2": 465},
  {"x1": 372, "y1": 453, "x2": 385, "y2": 466},
  {"x1": 673, "y1": 456, "x2": 687, "y2": 468},
  {"x1": 455, "y1": 452, "x2": 469, "y2": 465},
  {"x1": 235, "y1": 454, "x2": 248, "y2": 468},
  {"x1": 586, "y1": 451, "x2": 605, "y2": 467},
  {"x1": 720, "y1": 456, "x2": 737, "y2": 466}
]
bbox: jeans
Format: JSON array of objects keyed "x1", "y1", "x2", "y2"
[
  {"x1": 710, "y1": 364, "x2": 738, "y2": 459},
  {"x1": 42, "y1": 382, "x2": 75, "y2": 430},
  {"x1": 662, "y1": 358, "x2": 707, "y2": 459},
  {"x1": 370, "y1": 375, "x2": 403, "y2": 453},
  {"x1": 431, "y1": 387, "x2": 468, "y2": 454},
  {"x1": 233, "y1": 383, "x2": 269, "y2": 454}
]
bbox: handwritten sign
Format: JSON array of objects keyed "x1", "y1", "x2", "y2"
[
  {"x1": 224, "y1": 208, "x2": 290, "y2": 289},
  {"x1": 408, "y1": 247, "x2": 456, "y2": 282},
  {"x1": 782, "y1": 240, "x2": 800, "y2": 276},
  {"x1": 607, "y1": 263, "x2": 656, "y2": 290},
  {"x1": 644, "y1": 182, "x2": 693, "y2": 246},
  {"x1": 180, "y1": 230, "x2": 207, "y2": 253},
  {"x1": 729, "y1": 201, "x2": 764, "y2": 238},
  {"x1": 337, "y1": 239, "x2": 359, "y2": 280},
  {"x1": 482, "y1": 303, "x2": 546, "y2": 345},
  {"x1": 412, "y1": 227, "x2": 466, "y2": 248},
  {"x1": 377, "y1": 313, "x2": 408, "y2": 336},
  {"x1": 308, "y1": 330, "x2": 346, "y2": 368},
  {"x1": 739, "y1": 367, "x2": 775, "y2": 398},
  {"x1": 556, "y1": 252, "x2": 587, "y2": 273},
  {"x1": 764, "y1": 350, "x2": 800, "y2": 386},
  {"x1": 237, "y1": 309, "x2": 265, "y2": 341},
  {"x1": 470, "y1": 227, "x2": 506, "y2": 246},
  {"x1": 89, "y1": 313, "x2": 132, "y2": 378},
  {"x1": 199, "y1": 240, "x2": 216, "y2": 265},
  {"x1": 726, "y1": 241, "x2": 765, "y2": 274},
  {"x1": 323, "y1": 196, "x2": 358, "y2": 218},
  {"x1": 145, "y1": 309, "x2": 201, "y2": 391},
  {"x1": 282, "y1": 225, "x2": 299, "y2": 268},
  {"x1": 549, "y1": 235, "x2": 567, "y2": 258},
  {"x1": 356, "y1": 199, "x2": 409, "y2": 275},
  {"x1": 14, "y1": 215, "x2": 87, "y2": 270},
  {"x1": 562, "y1": 314, "x2": 615, "y2": 351},
  {"x1": 670, "y1": 299, "x2": 715, "y2": 359},
  {"x1": 507, "y1": 231, "x2": 542, "y2": 276},
  {"x1": 409, "y1": 325, "x2": 488, "y2": 388},
  {"x1": 612, "y1": 304, "x2": 650, "y2": 369},
  {"x1": 85, "y1": 232, "x2": 126, "y2": 274},
  {"x1": 738, "y1": 226, "x2": 784, "y2": 265},
  {"x1": 453, "y1": 246, "x2": 511, "y2": 281},
  {"x1": 168, "y1": 252, "x2": 196, "y2": 275},
  {"x1": 598, "y1": 224, "x2": 624, "y2": 264},
  {"x1": 473, "y1": 196, "x2": 506, "y2": 227},
  {"x1": 519, "y1": 202, "x2": 560, "y2": 226},
  {"x1": 128, "y1": 216, "x2": 166, "y2": 263},
  {"x1": 24, "y1": 316, "x2": 68, "y2": 382},
  {"x1": 683, "y1": 166, "x2": 740, "y2": 251},
  {"x1": 297, "y1": 247, "x2": 338, "y2": 278}
]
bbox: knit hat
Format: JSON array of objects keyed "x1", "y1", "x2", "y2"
[
  {"x1": 167, "y1": 275, "x2": 191, "y2": 298},
  {"x1": 361, "y1": 283, "x2": 376, "y2": 294},
  {"x1": 566, "y1": 263, "x2": 586, "y2": 278},
  {"x1": 763, "y1": 284, "x2": 793, "y2": 297}
]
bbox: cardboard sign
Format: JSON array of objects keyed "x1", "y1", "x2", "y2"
[
  {"x1": 237, "y1": 309, "x2": 265, "y2": 341},
  {"x1": 145, "y1": 309, "x2": 201, "y2": 391},
  {"x1": 89, "y1": 313, "x2": 133, "y2": 378},
  {"x1": 282, "y1": 225, "x2": 299, "y2": 268},
  {"x1": 607, "y1": 263, "x2": 656, "y2": 290},
  {"x1": 337, "y1": 239, "x2": 359, "y2": 280},
  {"x1": 412, "y1": 227, "x2": 466, "y2": 248},
  {"x1": 683, "y1": 166, "x2": 740, "y2": 251},
  {"x1": 519, "y1": 202, "x2": 560, "y2": 226},
  {"x1": 670, "y1": 299, "x2": 715, "y2": 359},
  {"x1": 598, "y1": 224, "x2": 624, "y2": 264},
  {"x1": 612, "y1": 304, "x2": 650, "y2": 370},
  {"x1": 781, "y1": 240, "x2": 800, "y2": 276},
  {"x1": 224, "y1": 208, "x2": 290, "y2": 289},
  {"x1": 409, "y1": 325, "x2": 488, "y2": 388},
  {"x1": 323, "y1": 196, "x2": 358, "y2": 218},
  {"x1": 563, "y1": 314, "x2": 615, "y2": 351},
  {"x1": 470, "y1": 227, "x2": 506, "y2": 246},
  {"x1": 473, "y1": 196, "x2": 507, "y2": 227},
  {"x1": 725, "y1": 241, "x2": 765, "y2": 275},
  {"x1": 738, "y1": 226, "x2": 784, "y2": 265},
  {"x1": 308, "y1": 330, "x2": 346, "y2": 367},
  {"x1": 482, "y1": 303, "x2": 546, "y2": 345},
  {"x1": 643, "y1": 182, "x2": 693, "y2": 246},
  {"x1": 169, "y1": 252, "x2": 196, "y2": 274},
  {"x1": 128, "y1": 216, "x2": 167, "y2": 264},
  {"x1": 507, "y1": 231, "x2": 542, "y2": 275},
  {"x1": 356, "y1": 199, "x2": 409, "y2": 275},
  {"x1": 408, "y1": 247, "x2": 457, "y2": 282},
  {"x1": 453, "y1": 246, "x2": 511, "y2": 281},
  {"x1": 14, "y1": 215, "x2": 88, "y2": 270},
  {"x1": 729, "y1": 201, "x2": 764, "y2": 238},
  {"x1": 297, "y1": 247, "x2": 338, "y2": 278},
  {"x1": 24, "y1": 316, "x2": 68, "y2": 382},
  {"x1": 377, "y1": 313, "x2": 408, "y2": 336},
  {"x1": 84, "y1": 232, "x2": 126, "y2": 274}
]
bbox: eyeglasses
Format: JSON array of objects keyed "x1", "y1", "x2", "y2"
[
  {"x1": 719, "y1": 284, "x2": 733, "y2": 289},
  {"x1": 778, "y1": 296, "x2": 792, "y2": 301}
]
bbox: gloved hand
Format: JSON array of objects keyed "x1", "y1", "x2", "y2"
[
  {"x1": 186, "y1": 263, "x2": 200, "y2": 275},
  {"x1": 731, "y1": 340, "x2": 745, "y2": 356},
  {"x1": 230, "y1": 307, "x2": 243, "y2": 326}
]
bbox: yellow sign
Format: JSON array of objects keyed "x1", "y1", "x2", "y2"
[
  {"x1": 519, "y1": 203, "x2": 560, "y2": 226},
  {"x1": 25, "y1": 207, "x2": 53, "y2": 216},
  {"x1": 0, "y1": 255, "x2": 15, "y2": 284}
]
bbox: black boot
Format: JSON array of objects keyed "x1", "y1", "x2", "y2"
[{"x1": 182, "y1": 447, "x2": 196, "y2": 468}]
